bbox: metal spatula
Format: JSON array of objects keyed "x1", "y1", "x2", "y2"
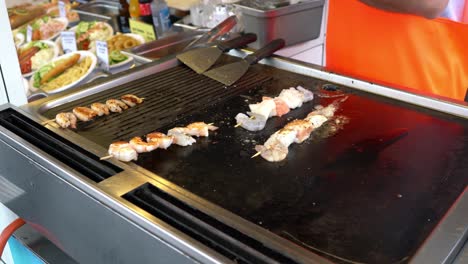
[
  {"x1": 203, "y1": 39, "x2": 285, "y2": 86},
  {"x1": 177, "y1": 33, "x2": 258, "y2": 74}
]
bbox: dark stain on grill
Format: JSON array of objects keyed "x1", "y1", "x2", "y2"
[{"x1": 43, "y1": 65, "x2": 272, "y2": 146}]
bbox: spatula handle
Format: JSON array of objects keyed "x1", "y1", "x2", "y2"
[
  {"x1": 217, "y1": 33, "x2": 258, "y2": 52},
  {"x1": 186, "y1": 16, "x2": 238, "y2": 49},
  {"x1": 244, "y1": 39, "x2": 286, "y2": 65}
]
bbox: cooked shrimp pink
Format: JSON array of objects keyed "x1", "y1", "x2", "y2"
[
  {"x1": 254, "y1": 97, "x2": 346, "y2": 162},
  {"x1": 106, "y1": 99, "x2": 128, "y2": 113},
  {"x1": 146, "y1": 132, "x2": 173, "y2": 149},
  {"x1": 129, "y1": 137, "x2": 159, "y2": 153},
  {"x1": 186, "y1": 122, "x2": 218, "y2": 137},
  {"x1": 167, "y1": 130, "x2": 196, "y2": 146},
  {"x1": 255, "y1": 141, "x2": 289, "y2": 162},
  {"x1": 91, "y1": 102, "x2": 110, "y2": 116},
  {"x1": 121, "y1": 94, "x2": 144, "y2": 107},
  {"x1": 284, "y1": 119, "x2": 314, "y2": 143},
  {"x1": 55, "y1": 112, "x2": 77, "y2": 129},
  {"x1": 73, "y1": 107, "x2": 97, "y2": 122},
  {"x1": 108, "y1": 141, "x2": 138, "y2": 162}
]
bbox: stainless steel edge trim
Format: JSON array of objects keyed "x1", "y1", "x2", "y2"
[{"x1": 411, "y1": 187, "x2": 468, "y2": 264}]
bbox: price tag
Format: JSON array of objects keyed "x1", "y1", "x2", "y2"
[
  {"x1": 58, "y1": 1, "x2": 67, "y2": 18},
  {"x1": 96, "y1": 40, "x2": 109, "y2": 71},
  {"x1": 129, "y1": 19, "x2": 156, "y2": 42},
  {"x1": 26, "y1": 25, "x2": 32, "y2": 43},
  {"x1": 60, "y1": 31, "x2": 77, "y2": 54}
]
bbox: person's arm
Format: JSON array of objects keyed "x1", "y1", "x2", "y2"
[{"x1": 359, "y1": 0, "x2": 449, "y2": 19}]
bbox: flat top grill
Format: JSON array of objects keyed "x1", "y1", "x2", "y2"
[{"x1": 42, "y1": 60, "x2": 468, "y2": 263}]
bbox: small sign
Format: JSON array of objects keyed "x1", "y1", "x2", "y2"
[
  {"x1": 58, "y1": 1, "x2": 67, "y2": 18},
  {"x1": 129, "y1": 19, "x2": 156, "y2": 42},
  {"x1": 96, "y1": 40, "x2": 109, "y2": 71},
  {"x1": 26, "y1": 25, "x2": 32, "y2": 43},
  {"x1": 60, "y1": 31, "x2": 77, "y2": 54}
]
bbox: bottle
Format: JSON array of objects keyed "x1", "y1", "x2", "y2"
[
  {"x1": 150, "y1": 0, "x2": 172, "y2": 38},
  {"x1": 117, "y1": 0, "x2": 131, "y2": 33},
  {"x1": 138, "y1": 0, "x2": 154, "y2": 25},
  {"x1": 129, "y1": 0, "x2": 140, "y2": 20}
]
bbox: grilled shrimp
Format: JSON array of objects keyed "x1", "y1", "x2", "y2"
[
  {"x1": 91, "y1": 102, "x2": 110, "y2": 116},
  {"x1": 255, "y1": 141, "x2": 289, "y2": 162},
  {"x1": 185, "y1": 122, "x2": 218, "y2": 137},
  {"x1": 129, "y1": 137, "x2": 159, "y2": 153},
  {"x1": 264, "y1": 128, "x2": 297, "y2": 148},
  {"x1": 146, "y1": 132, "x2": 173, "y2": 149},
  {"x1": 73, "y1": 107, "x2": 98, "y2": 122},
  {"x1": 305, "y1": 114, "x2": 328, "y2": 128},
  {"x1": 284, "y1": 119, "x2": 314, "y2": 143},
  {"x1": 167, "y1": 129, "x2": 196, "y2": 146},
  {"x1": 121, "y1": 94, "x2": 144, "y2": 107},
  {"x1": 108, "y1": 141, "x2": 138, "y2": 162},
  {"x1": 55, "y1": 112, "x2": 77, "y2": 129},
  {"x1": 106, "y1": 99, "x2": 128, "y2": 113}
]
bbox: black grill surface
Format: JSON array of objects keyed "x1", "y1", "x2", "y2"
[
  {"x1": 43, "y1": 64, "x2": 271, "y2": 146},
  {"x1": 43, "y1": 62, "x2": 468, "y2": 263}
]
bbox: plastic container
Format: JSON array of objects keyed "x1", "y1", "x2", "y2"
[
  {"x1": 151, "y1": 0, "x2": 172, "y2": 38},
  {"x1": 234, "y1": 0, "x2": 324, "y2": 48}
]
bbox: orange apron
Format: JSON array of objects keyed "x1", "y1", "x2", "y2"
[{"x1": 326, "y1": 0, "x2": 468, "y2": 101}]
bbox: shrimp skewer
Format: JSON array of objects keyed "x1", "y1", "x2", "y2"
[
  {"x1": 146, "y1": 132, "x2": 173, "y2": 149},
  {"x1": 46, "y1": 94, "x2": 144, "y2": 129},
  {"x1": 253, "y1": 97, "x2": 347, "y2": 162},
  {"x1": 73, "y1": 107, "x2": 98, "y2": 122},
  {"x1": 104, "y1": 141, "x2": 138, "y2": 162},
  {"x1": 185, "y1": 122, "x2": 218, "y2": 137},
  {"x1": 168, "y1": 130, "x2": 197, "y2": 146},
  {"x1": 91, "y1": 103, "x2": 110, "y2": 116},
  {"x1": 129, "y1": 137, "x2": 159, "y2": 153},
  {"x1": 236, "y1": 86, "x2": 315, "y2": 130},
  {"x1": 121, "y1": 94, "x2": 144, "y2": 107},
  {"x1": 55, "y1": 112, "x2": 77, "y2": 129},
  {"x1": 106, "y1": 99, "x2": 128, "y2": 113}
]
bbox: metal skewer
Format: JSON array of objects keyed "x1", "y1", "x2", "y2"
[
  {"x1": 235, "y1": 116, "x2": 256, "y2": 128},
  {"x1": 100, "y1": 155, "x2": 113, "y2": 160},
  {"x1": 251, "y1": 151, "x2": 262, "y2": 158},
  {"x1": 41, "y1": 119, "x2": 56, "y2": 125}
]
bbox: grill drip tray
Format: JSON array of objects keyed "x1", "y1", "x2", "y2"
[{"x1": 41, "y1": 61, "x2": 468, "y2": 263}]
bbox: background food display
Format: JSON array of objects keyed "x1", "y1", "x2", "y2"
[{"x1": 8, "y1": 1, "x2": 147, "y2": 99}]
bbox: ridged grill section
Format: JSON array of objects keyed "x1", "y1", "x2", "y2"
[{"x1": 43, "y1": 65, "x2": 271, "y2": 147}]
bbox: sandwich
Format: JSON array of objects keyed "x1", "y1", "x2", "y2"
[
  {"x1": 32, "y1": 53, "x2": 81, "y2": 88},
  {"x1": 9, "y1": 5, "x2": 46, "y2": 29}
]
